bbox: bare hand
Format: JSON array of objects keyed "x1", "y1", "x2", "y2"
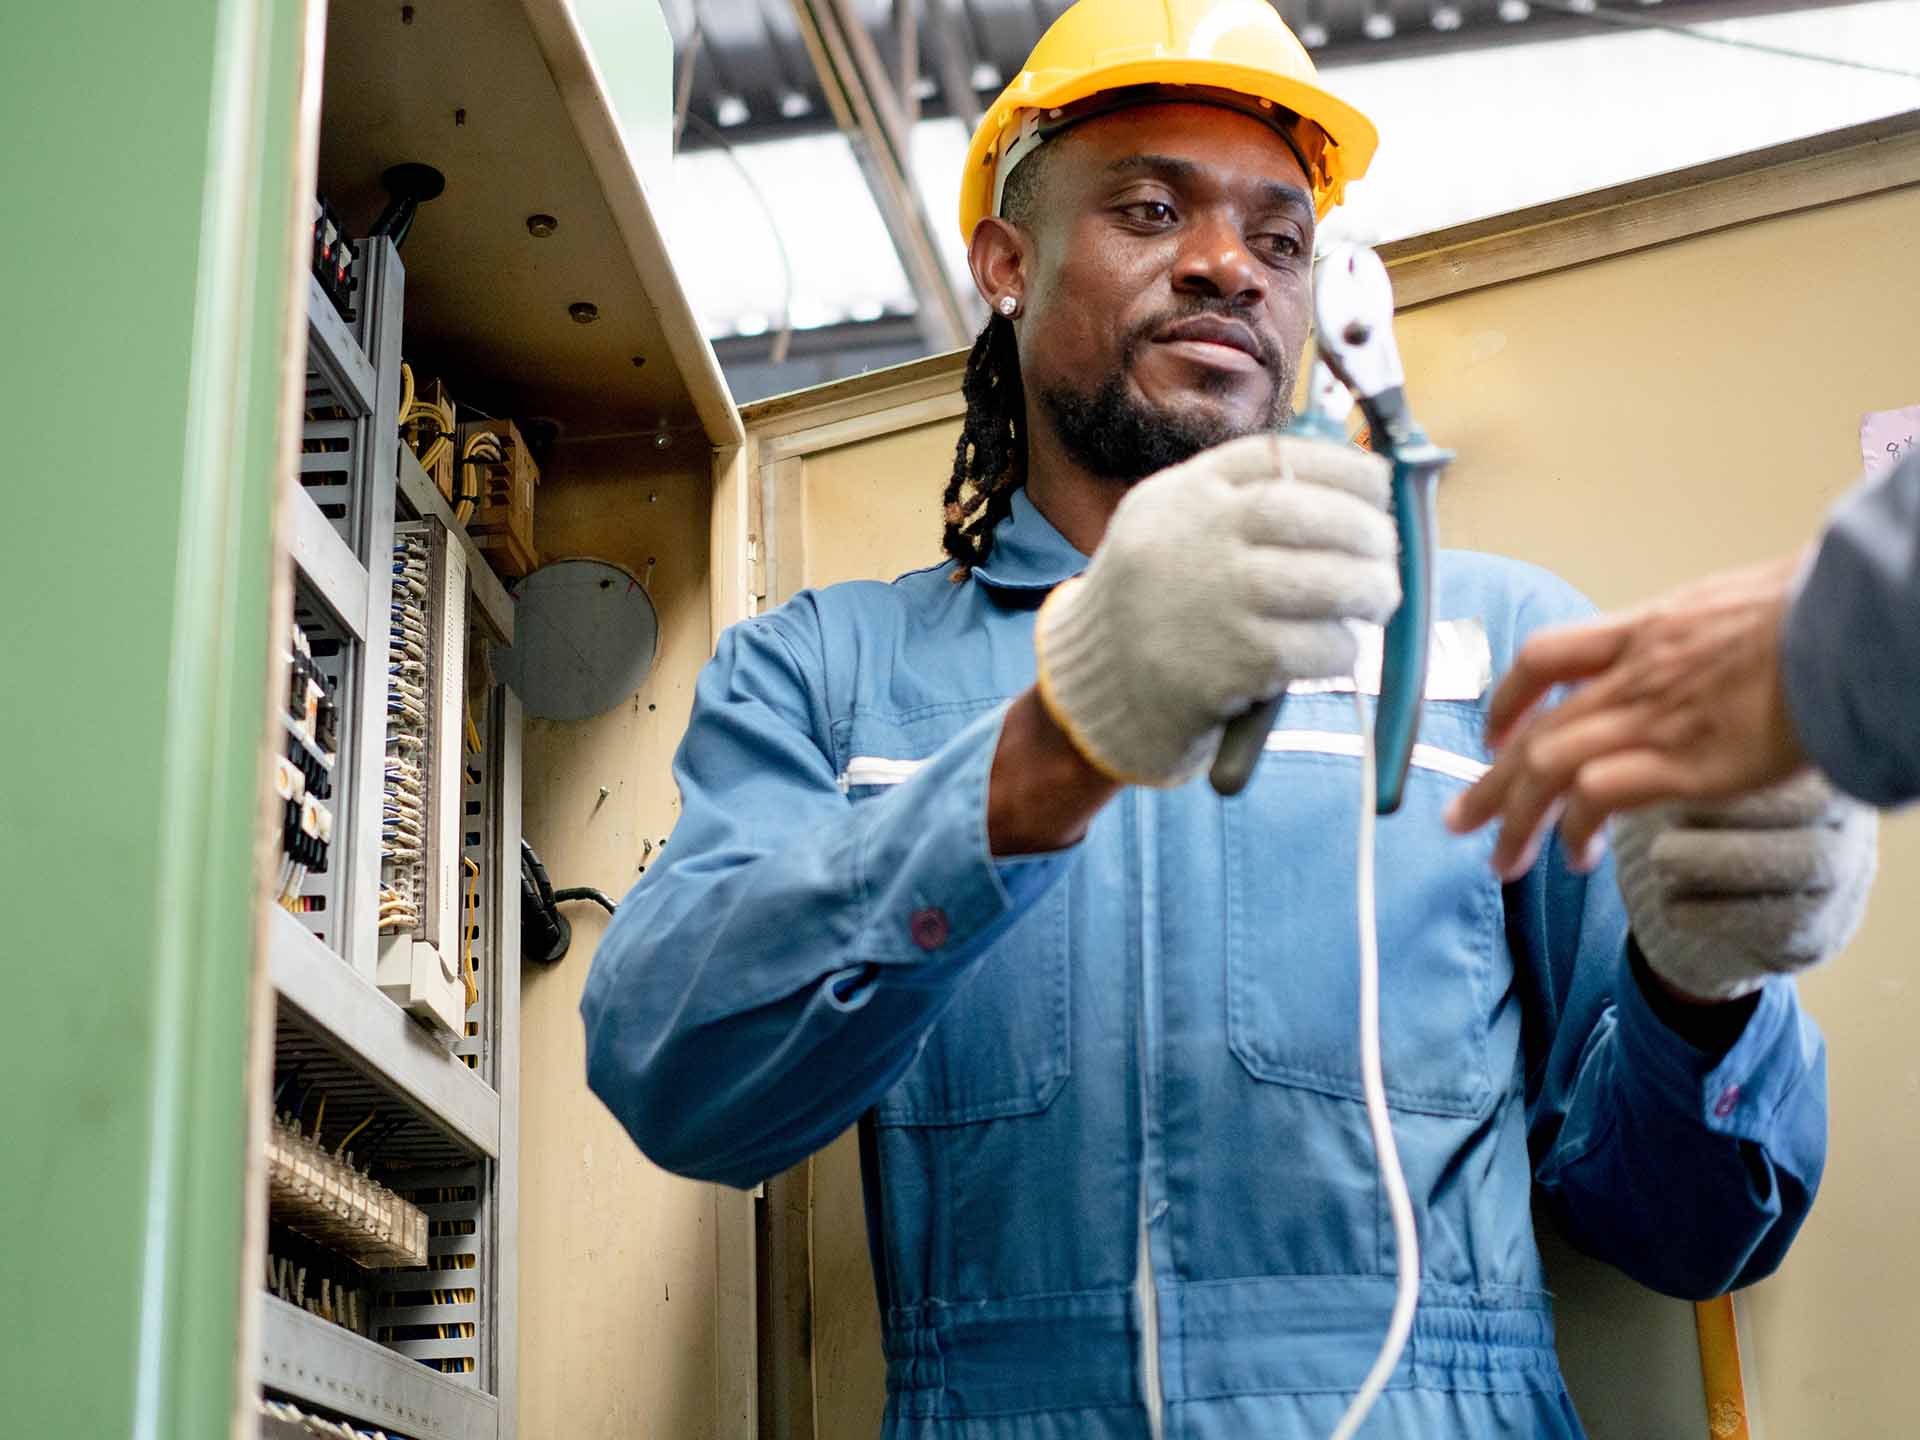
[{"x1": 1444, "y1": 553, "x2": 1810, "y2": 879}]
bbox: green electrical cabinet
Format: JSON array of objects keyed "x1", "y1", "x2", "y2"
[
  {"x1": 0, "y1": 1, "x2": 314, "y2": 1436},
  {"x1": 0, "y1": 2, "x2": 728, "y2": 1438}
]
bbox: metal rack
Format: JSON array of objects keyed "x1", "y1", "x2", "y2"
[
  {"x1": 267, "y1": 236, "x2": 519, "y2": 1440},
  {"x1": 260, "y1": 1294, "x2": 500, "y2": 1440}
]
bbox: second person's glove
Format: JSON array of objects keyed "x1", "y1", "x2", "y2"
[
  {"x1": 1612, "y1": 773, "x2": 1877, "y2": 1002},
  {"x1": 1034, "y1": 433, "x2": 1399, "y2": 787}
]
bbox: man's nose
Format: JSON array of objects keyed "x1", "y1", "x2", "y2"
[{"x1": 1171, "y1": 213, "x2": 1267, "y2": 307}]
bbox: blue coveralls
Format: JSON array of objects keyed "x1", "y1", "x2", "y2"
[{"x1": 582, "y1": 487, "x2": 1827, "y2": 1438}]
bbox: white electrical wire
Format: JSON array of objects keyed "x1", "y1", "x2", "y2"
[{"x1": 1328, "y1": 681, "x2": 1422, "y2": 1440}]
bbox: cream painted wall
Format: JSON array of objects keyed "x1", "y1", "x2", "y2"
[
  {"x1": 1393, "y1": 184, "x2": 1920, "y2": 1440},
  {"x1": 517, "y1": 438, "x2": 733, "y2": 1438},
  {"x1": 744, "y1": 180, "x2": 1920, "y2": 1438}
]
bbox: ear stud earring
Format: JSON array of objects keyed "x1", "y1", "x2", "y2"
[{"x1": 998, "y1": 295, "x2": 1019, "y2": 317}]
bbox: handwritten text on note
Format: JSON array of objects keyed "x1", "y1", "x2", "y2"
[{"x1": 1861, "y1": 404, "x2": 1920, "y2": 477}]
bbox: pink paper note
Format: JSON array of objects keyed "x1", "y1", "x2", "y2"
[{"x1": 1861, "y1": 405, "x2": 1920, "y2": 477}]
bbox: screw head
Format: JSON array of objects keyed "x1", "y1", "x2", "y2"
[
  {"x1": 569, "y1": 301, "x2": 599, "y2": 324},
  {"x1": 653, "y1": 432, "x2": 671, "y2": 450},
  {"x1": 526, "y1": 213, "x2": 558, "y2": 238}
]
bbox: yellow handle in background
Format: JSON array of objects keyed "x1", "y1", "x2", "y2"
[{"x1": 1694, "y1": 1296, "x2": 1751, "y2": 1440}]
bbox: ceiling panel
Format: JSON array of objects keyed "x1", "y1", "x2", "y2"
[{"x1": 669, "y1": 0, "x2": 1853, "y2": 147}]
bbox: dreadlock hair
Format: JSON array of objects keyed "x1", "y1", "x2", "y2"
[
  {"x1": 941, "y1": 312, "x2": 1028, "y2": 577},
  {"x1": 942, "y1": 134, "x2": 1060, "y2": 578}
]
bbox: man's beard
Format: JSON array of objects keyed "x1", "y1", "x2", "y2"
[{"x1": 1037, "y1": 319, "x2": 1295, "y2": 482}]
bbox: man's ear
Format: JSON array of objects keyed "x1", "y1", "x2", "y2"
[{"x1": 967, "y1": 216, "x2": 1028, "y2": 311}]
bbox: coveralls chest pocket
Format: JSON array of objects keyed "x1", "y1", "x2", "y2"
[
  {"x1": 835, "y1": 710, "x2": 1073, "y2": 1130},
  {"x1": 1224, "y1": 702, "x2": 1503, "y2": 1119}
]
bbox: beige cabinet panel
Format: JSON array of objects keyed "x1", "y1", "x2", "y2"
[
  {"x1": 796, "y1": 425, "x2": 954, "y2": 593},
  {"x1": 518, "y1": 442, "x2": 749, "y2": 1439}
]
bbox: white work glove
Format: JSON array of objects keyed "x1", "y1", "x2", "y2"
[
  {"x1": 1612, "y1": 773, "x2": 1877, "y2": 1003},
  {"x1": 1033, "y1": 433, "x2": 1399, "y2": 787}
]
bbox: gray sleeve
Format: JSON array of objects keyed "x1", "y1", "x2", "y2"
[{"x1": 1780, "y1": 450, "x2": 1920, "y2": 806}]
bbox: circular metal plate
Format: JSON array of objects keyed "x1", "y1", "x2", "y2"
[{"x1": 494, "y1": 558, "x2": 658, "y2": 721}]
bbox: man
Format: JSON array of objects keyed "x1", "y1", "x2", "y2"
[
  {"x1": 1448, "y1": 451, "x2": 1917, "y2": 880},
  {"x1": 582, "y1": 2, "x2": 1869, "y2": 1433}
]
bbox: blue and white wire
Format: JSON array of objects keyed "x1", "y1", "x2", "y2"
[{"x1": 1329, "y1": 676, "x2": 1421, "y2": 1440}]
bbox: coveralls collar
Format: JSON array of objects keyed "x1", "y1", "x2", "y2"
[{"x1": 969, "y1": 486, "x2": 1091, "y2": 593}]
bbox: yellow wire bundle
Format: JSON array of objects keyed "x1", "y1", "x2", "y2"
[
  {"x1": 398, "y1": 361, "x2": 456, "y2": 482},
  {"x1": 456, "y1": 428, "x2": 502, "y2": 527}
]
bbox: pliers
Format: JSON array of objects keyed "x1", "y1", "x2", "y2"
[{"x1": 1210, "y1": 244, "x2": 1452, "y2": 814}]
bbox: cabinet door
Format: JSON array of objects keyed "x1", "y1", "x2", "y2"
[{"x1": 0, "y1": 2, "x2": 315, "y2": 1438}]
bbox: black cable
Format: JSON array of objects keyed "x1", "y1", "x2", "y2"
[
  {"x1": 455, "y1": 443, "x2": 483, "y2": 517},
  {"x1": 552, "y1": 886, "x2": 618, "y2": 914},
  {"x1": 1527, "y1": 0, "x2": 1920, "y2": 83},
  {"x1": 521, "y1": 838, "x2": 572, "y2": 964},
  {"x1": 672, "y1": 13, "x2": 705, "y2": 150},
  {"x1": 680, "y1": 112, "x2": 796, "y2": 364},
  {"x1": 291, "y1": 1077, "x2": 318, "y2": 1127},
  {"x1": 356, "y1": 1116, "x2": 409, "y2": 1168}
]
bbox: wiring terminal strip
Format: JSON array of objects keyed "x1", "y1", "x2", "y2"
[
  {"x1": 262, "y1": 1393, "x2": 416, "y2": 1440},
  {"x1": 267, "y1": 1244, "x2": 376, "y2": 1340},
  {"x1": 381, "y1": 536, "x2": 430, "y2": 935},
  {"x1": 267, "y1": 1111, "x2": 429, "y2": 1269},
  {"x1": 278, "y1": 622, "x2": 339, "y2": 915}
]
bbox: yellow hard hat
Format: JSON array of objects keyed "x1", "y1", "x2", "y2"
[{"x1": 959, "y1": 0, "x2": 1378, "y2": 241}]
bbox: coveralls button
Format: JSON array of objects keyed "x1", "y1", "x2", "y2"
[
  {"x1": 910, "y1": 907, "x2": 950, "y2": 951},
  {"x1": 1712, "y1": 1085, "x2": 1741, "y2": 1119}
]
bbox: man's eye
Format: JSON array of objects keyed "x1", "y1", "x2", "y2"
[
  {"x1": 1255, "y1": 232, "x2": 1304, "y2": 259},
  {"x1": 1122, "y1": 200, "x2": 1177, "y2": 225}
]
